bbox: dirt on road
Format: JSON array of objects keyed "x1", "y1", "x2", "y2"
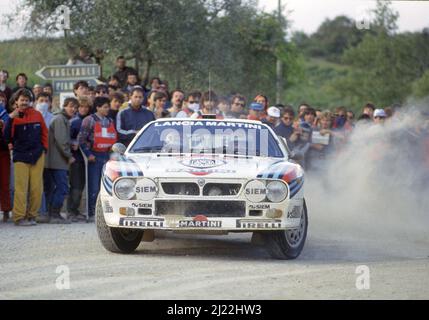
[{"x1": 1, "y1": 186, "x2": 428, "y2": 299}]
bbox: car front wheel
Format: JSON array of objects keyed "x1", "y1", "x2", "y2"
[
  {"x1": 262, "y1": 199, "x2": 308, "y2": 260},
  {"x1": 96, "y1": 196, "x2": 144, "y2": 253}
]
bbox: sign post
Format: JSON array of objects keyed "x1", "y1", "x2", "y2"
[{"x1": 35, "y1": 64, "x2": 102, "y2": 94}]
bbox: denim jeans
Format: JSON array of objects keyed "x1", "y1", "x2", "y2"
[
  {"x1": 45, "y1": 169, "x2": 69, "y2": 210},
  {"x1": 87, "y1": 152, "x2": 109, "y2": 217},
  {"x1": 39, "y1": 169, "x2": 50, "y2": 216},
  {"x1": 67, "y1": 161, "x2": 85, "y2": 215}
]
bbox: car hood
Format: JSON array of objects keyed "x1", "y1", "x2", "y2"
[{"x1": 118, "y1": 154, "x2": 302, "y2": 181}]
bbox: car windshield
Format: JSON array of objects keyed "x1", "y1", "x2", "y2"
[{"x1": 129, "y1": 120, "x2": 285, "y2": 158}]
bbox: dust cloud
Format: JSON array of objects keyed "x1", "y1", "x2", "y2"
[{"x1": 305, "y1": 107, "x2": 429, "y2": 259}]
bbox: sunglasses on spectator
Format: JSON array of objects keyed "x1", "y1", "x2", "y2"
[
  {"x1": 283, "y1": 117, "x2": 293, "y2": 120},
  {"x1": 233, "y1": 102, "x2": 245, "y2": 107},
  {"x1": 188, "y1": 101, "x2": 199, "y2": 104}
]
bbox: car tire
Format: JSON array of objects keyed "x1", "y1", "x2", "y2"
[
  {"x1": 96, "y1": 196, "x2": 144, "y2": 253},
  {"x1": 262, "y1": 199, "x2": 308, "y2": 260}
]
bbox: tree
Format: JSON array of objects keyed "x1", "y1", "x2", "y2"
[
  {"x1": 332, "y1": 0, "x2": 429, "y2": 106},
  {"x1": 292, "y1": 16, "x2": 366, "y2": 62},
  {"x1": 7, "y1": 0, "x2": 301, "y2": 100}
]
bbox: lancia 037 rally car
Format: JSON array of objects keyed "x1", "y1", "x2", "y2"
[{"x1": 96, "y1": 118, "x2": 308, "y2": 259}]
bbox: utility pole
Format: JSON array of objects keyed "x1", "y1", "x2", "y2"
[{"x1": 276, "y1": 0, "x2": 283, "y2": 104}]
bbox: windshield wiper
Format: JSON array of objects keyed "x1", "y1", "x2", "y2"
[{"x1": 131, "y1": 145, "x2": 164, "y2": 153}]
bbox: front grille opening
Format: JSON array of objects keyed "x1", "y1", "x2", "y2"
[
  {"x1": 138, "y1": 208, "x2": 152, "y2": 215},
  {"x1": 249, "y1": 210, "x2": 263, "y2": 217},
  {"x1": 155, "y1": 200, "x2": 246, "y2": 217},
  {"x1": 161, "y1": 183, "x2": 200, "y2": 195},
  {"x1": 203, "y1": 183, "x2": 241, "y2": 196}
]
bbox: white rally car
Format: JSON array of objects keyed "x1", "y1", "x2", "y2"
[{"x1": 96, "y1": 118, "x2": 308, "y2": 259}]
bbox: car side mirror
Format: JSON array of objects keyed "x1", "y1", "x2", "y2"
[
  {"x1": 111, "y1": 143, "x2": 126, "y2": 155},
  {"x1": 289, "y1": 150, "x2": 304, "y2": 161}
]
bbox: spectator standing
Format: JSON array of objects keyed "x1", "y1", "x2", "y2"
[
  {"x1": 44, "y1": 98, "x2": 78, "y2": 224},
  {"x1": 168, "y1": 89, "x2": 185, "y2": 117},
  {"x1": 12, "y1": 73, "x2": 34, "y2": 100},
  {"x1": 113, "y1": 56, "x2": 138, "y2": 88},
  {"x1": 108, "y1": 75, "x2": 120, "y2": 89},
  {"x1": 362, "y1": 103, "x2": 375, "y2": 119},
  {"x1": 32, "y1": 84, "x2": 43, "y2": 98},
  {"x1": 274, "y1": 108, "x2": 295, "y2": 145},
  {"x1": 262, "y1": 106, "x2": 280, "y2": 129},
  {"x1": 95, "y1": 84, "x2": 109, "y2": 98},
  {"x1": 307, "y1": 111, "x2": 335, "y2": 171},
  {"x1": 0, "y1": 70, "x2": 12, "y2": 106},
  {"x1": 254, "y1": 94, "x2": 269, "y2": 113},
  {"x1": 34, "y1": 92, "x2": 54, "y2": 128},
  {"x1": 0, "y1": 93, "x2": 11, "y2": 222},
  {"x1": 373, "y1": 109, "x2": 387, "y2": 125},
  {"x1": 78, "y1": 97, "x2": 117, "y2": 221},
  {"x1": 116, "y1": 87, "x2": 155, "y2": 146},
  {"x1": 226, "y1": 94, "x2": 247, "y2": 119},
  {"x1": 290, "y1": 122, "x2": 312, "y2": 169},
  {"x1": 123, "y1": 72, "x2": 140, "y2": 93},
  {"x1": 153, "y1": 92, "x2": 169, "y2": 119},
  {"x1": 332, "y1": 106, "x2": 353, "y2": 135},
  {"x1": 191, "y1": 91, "x2": 222, "y2": 119},
  {"x1": 73, "y1": 81, "x2": 89, "y2": 100},
  {"x1": 66, "y1": 46, "x2": 94, "y2": 65},
  {"x1": 4, "y1": 89, "x2": 48, "y2": 226},
  {"x1": 146, "y1": 90, "x2": 157, "y2": 112},
  {"x1": 34, "y1": 92, "x2": 55, "y2": 221},
  {"x1": 298, "y1": 103, "x2": 310, "y2": 122},
  {"x1": 347, "y1": 110, "x2": 355, "y2": 124},
  {"x1": 43, "y1": 83, "x2": 54, "y2": 96},
  {"x1": 303, "y1": 107, "x2": 317, "y2": 128},
  {"x1": 109, "y1": 92, "x2": 124, "y2": 128},
  {"x1": 176, "y1": 91, "x2": 201, "y2": 118},
  {"x1": 217, "y1": 97, "x2": 230, "y2": 118},
  {"x1": 67, "y1": 97, "x2": 91, "y2": 222},
  {"x1": 149, "y1": 77, "x2": 161, "y2": 91},
  {"x1": 247, "y1": 102, "x2": 264, "y2": 121}
]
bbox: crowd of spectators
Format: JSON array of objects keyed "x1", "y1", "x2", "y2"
[{"x1": 1, "y1": 55, "x2": 428, "y2": 226}]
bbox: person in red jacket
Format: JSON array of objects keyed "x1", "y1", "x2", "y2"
[{"x1": 4, "y1": 88, "x2": 48, "y2": 226}]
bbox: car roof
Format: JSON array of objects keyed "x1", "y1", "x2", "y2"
[{"x1": 153, "y1": 118, "x2": 264, "y2": 125}]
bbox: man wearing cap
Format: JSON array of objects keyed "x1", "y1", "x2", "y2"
[
  {"x1": 247, "y1": 102, "x2": 264, "y2": 121},
  {"x1": 373, "y1": 109, "x2": 387, "y2": 125},
  {"x1": 262, "y1": 106, "x2": 281, "y2": 129}
]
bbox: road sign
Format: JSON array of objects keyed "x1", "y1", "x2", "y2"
[
  {"x1": 35, "y1": 64, "x2": 100, "y2": 81},
  {"x1": 52, "y1": 78, "x2": 99, "y2": 93}
]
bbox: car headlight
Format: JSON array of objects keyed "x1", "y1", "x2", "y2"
[
  {"x1": 114, "y1": 178, "x2": 136, "y2": 200},
  {"x1": 266, "y1": 181, "x2": 288, "y2": 202}
]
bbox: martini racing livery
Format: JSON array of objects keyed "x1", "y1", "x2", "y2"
[{"x1": 96, "y1": 118, "x2": 308, "y2": 259}]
